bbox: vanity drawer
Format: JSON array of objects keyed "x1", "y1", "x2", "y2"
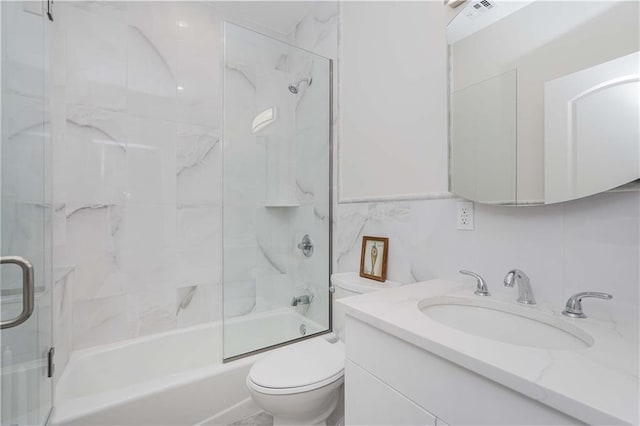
[
  {"x1": 345, "y1": 359, "x2": 436, "y2": 426},
  {"x1": 345, "y1": 316, "x2": 581, "y2": 425}
]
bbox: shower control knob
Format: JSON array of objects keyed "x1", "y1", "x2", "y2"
[{"x1": 297, "y1": 234, "x2": 314, "y2": 257}]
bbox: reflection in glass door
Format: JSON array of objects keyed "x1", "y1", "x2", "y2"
[
  {"x1": 1, "y1": 2, "x2": 53, "y2": 425},
  {"x1": 222, "y1": 23, "x2": 332, "y2": 360}
]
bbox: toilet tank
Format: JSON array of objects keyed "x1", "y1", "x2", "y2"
[{"x1": 331, "y1": 272, "x2": 403, "y2": 341}]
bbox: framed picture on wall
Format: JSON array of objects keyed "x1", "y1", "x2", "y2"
[{"x1": 359, "y1": 236, "x2": 389, "y2": 282}]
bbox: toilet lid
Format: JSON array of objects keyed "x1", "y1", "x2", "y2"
[{"x1": 249, "y1": 338, "x2": 344, "y2": 389}]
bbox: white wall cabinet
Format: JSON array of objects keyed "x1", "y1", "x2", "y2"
[{"x1": 344, "y1": 317, "x2": 582, "y2": 425}]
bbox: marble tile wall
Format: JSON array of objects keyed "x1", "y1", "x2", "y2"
[
  {"x1": 51, "y1": 1, "x2": 339, "y2": 367},
  {"x1": 51, "y1": 1, "x2": 225, "y2": 356},
  {"x1": 287, "y1": 2, "x2": 338, "y2": 329},
  {"x1": 334, "y1": 190, "x2": 639, "y2": 327}
]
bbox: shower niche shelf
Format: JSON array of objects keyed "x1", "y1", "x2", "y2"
[{"x1": 264, "y1": 202, "x2": 300, "y2": 208}]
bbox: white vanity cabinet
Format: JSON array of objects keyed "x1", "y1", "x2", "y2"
[
  {"x1": 345, "y1": 359, "x2": 437, "y2": 425},
  {"x1": 344, "y1": 316, "x2": 582, "y2": 426}
]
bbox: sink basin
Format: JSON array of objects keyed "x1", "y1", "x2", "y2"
[{"x1": 419, "y1": 297, "x2": 593, "y2": 350}]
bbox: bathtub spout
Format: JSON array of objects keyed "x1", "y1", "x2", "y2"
[{"x1": 290, "y1": 295, "x2": 311, "y2": 307}]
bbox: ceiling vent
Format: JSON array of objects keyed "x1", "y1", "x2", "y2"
[
  {"x1": 464, "y1": 0, "x2": 498, "y2": 20},
  {"x1": 476, "y1": 0, "x2": 496, "y2": 11}
]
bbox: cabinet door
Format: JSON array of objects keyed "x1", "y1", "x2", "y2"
[
  {"x1": 345, "y1": 360, "x2": 436, "y2": 426},
  {"x1": 545, "y1": 51, "x2": 640, "y2": 203},
  {"x1": 346, "y1": 317, "x2": 582, "y2": 425}
]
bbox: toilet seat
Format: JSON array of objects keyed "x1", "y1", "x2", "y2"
[
  {"x1": 247, "y1": 370, "x2": 344, "y2": 395},
  {"x1": 247, "y1": 338, "x2": 345, "y2": 395}
]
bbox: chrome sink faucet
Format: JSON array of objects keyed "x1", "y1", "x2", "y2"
[
  {"x1": 460, "y1": 270, "x2": 490, "y2": 296},
  {"x1": 504, "y1": 269, "x2": 536, "y2": 305},
  {"x1": 562, "y1": 292, "x2": 612, "y2": 318}
]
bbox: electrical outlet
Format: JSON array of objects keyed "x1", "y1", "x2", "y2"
[{"x1": 457, "y1": 201, "x2": 474, "y2": 230}]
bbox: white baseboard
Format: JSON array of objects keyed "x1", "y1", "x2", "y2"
[{"x1": 195, "y1": 398, "x2": 261, "y2": 426}]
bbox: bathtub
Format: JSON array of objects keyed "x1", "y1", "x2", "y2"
[{"x1": 52, "y1": 310, "x2": 327, "y2": 426}]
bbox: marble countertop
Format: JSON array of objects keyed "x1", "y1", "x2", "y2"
[{"x1": 337, "y1": 279, "x2": 639, "y2": 425}]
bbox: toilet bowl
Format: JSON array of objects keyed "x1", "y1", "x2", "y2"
[
  {"x1": 246, "y1": 338, "x2": 345, "y2": 425},
  {"x1": 246, "y1": 273, "x2": 403, "y2": 425}
]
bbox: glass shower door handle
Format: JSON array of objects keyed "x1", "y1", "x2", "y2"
[{"x1": 0, "y1": 256, "x2": 35, "y2": 329}]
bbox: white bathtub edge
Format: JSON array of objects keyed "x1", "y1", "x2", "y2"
[{"x1": 63, "y1": 322, "x2": 219, "y2": 366}]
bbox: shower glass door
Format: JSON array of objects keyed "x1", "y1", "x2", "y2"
[
  {"x1": 1, "y1": 1, "x2": 53, "y2": 425},
  {"x1": 222, "y1": 23, "x2": 331, "y2": 360}
]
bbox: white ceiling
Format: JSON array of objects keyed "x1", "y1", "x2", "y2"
[{"x1": 211, "y1": 1, "x2": 317, "y2": 35}]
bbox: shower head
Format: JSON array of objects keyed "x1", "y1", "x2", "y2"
[{"x1": 288, "y1": 77, "x2": 312, "y2": 94}]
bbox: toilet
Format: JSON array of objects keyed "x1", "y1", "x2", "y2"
[{"x1": 246, "y1": 272, "x2": 402, "y2": 425}]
